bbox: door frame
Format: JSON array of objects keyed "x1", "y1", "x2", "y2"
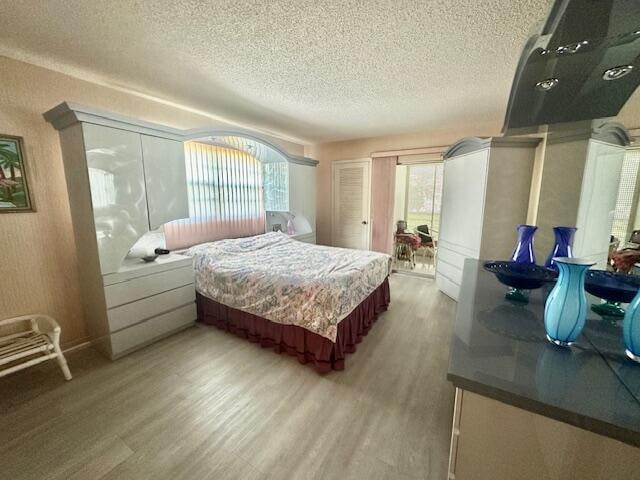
[{"x1": 331, "y1": 158, "x2": 372, "y2": 249}]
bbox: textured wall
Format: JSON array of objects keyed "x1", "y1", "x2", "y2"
[
  {"x1": 0, "y1": 55, "x2": 303, "y2": 348},
  {"x1": 308, "y1": 95, "x2": 640, "y2": 248},
  {"x1": 305, "y1": 126, "x2": 500, "y2": 246},
  {"x1": 0, "y1": 0, "x2": 554, "y2": 142}
]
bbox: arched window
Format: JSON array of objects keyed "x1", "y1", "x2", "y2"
[{"x1": 164, "y1": 134, "x2": 289, "y2": 249}]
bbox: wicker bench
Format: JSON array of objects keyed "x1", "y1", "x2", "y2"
[{"x1": 0, "y1": 314, "x2": 72, "y2": 380}]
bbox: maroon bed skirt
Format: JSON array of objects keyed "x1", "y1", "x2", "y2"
[{"x1": 196, "y1": 277, "x2": 390, "y2": 373}]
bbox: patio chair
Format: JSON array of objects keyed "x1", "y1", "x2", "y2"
[
  {"x1": 414, "y1": 224, "x2": 437, "y2": 259},
  {"x1": 415, "y1": 224, "x2": 433, "y2": 245}
]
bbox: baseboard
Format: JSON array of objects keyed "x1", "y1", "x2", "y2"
[
  {"x1": 62, "y1": 339, "x2": 94, "y2": 354},
  {"x1": 392, "y1": 270, "x2": 435, "y2": 280}
]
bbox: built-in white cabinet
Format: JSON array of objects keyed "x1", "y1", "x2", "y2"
[
  {"x1": 82, "y1": 124, "x2": 189, "y2": 274},
  {"x1": 84, "y1": 124, "x2": 150, "y2": 275},
  {"x1": 45, "y1": 102, "x2": 194, "y2": 359},
  {"x1": 265, "y1": 160, "x2": 317, "y2": 242},
  {"x1": 103, "y1": 254, "x2": 195, "y2": 358},
  {"x1": 436, "y1": 137, "x2": 541, "y2": 301},
  {"x1": 141, "y1": 134, "x2": 189, "y2": 230},
  {"x1": 289, "y1": 162, "x2": 317, "y2": 237},
  {"x1": 45, "y1": 102, "x2": 318, "y2": 358},
  {"x1": 263, "y1": 161, "x2": 290, "y2": 212}
]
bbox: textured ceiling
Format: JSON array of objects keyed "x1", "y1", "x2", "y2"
[{"x1": 0, "y1": 0, "x2": 556, "y2": 143}]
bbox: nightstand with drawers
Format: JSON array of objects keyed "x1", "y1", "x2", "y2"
[{"x1": 101, "y1": 254, "x2": 196, "y2": 358}]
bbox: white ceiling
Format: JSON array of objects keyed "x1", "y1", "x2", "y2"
[{"x1": 0, "y1": 0, "x2": 556, "y2": 143}]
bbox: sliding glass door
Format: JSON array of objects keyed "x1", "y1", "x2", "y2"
[
  {"x1": 393, "y1": 162, "x2": 443, "y2": 275},
  {"x1": 395, "y1": 163, "x2": 443, "y2": 236}
]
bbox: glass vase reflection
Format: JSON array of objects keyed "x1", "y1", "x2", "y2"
[
  {"x1": 544, "y1": 257, "x2": 595, "y2": 347},
  {"x1": 585, "y1": 270, "x2": 640, "y2": 321},
  {"x1": 545, "y1": 226, "x2": 576, "y2": 269},
  {"x1": 623, "y1": 289, "x2": 640, "y2": 363}
]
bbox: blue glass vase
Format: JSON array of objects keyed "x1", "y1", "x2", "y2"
[
  {"x1": 511, "y1": 224, "x2": 537, "y2": 264},
  {"x1": 506, "y1": 224, "x2": 538, "y2": 302},
  {"x1": 623, "y1": 289, "x2": 640, "y2": 363},
  {"x1": 544, "y1": 257, "x2": 595, "y2": 346},
  {"x1": 544, "y1": 226, "x2": 577, "y2": 269}
]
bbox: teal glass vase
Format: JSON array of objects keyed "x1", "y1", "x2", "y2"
[
  {"x1": 623, "y1": 289, "x2": 640, "y2": 363},
  {"x1": 544, "y1": 257, "x2": 595, "y2": 346}
]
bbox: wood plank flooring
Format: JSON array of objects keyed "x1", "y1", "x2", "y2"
[{"x1": 0, "y1": 274, "x2": 456, "y2": 480}]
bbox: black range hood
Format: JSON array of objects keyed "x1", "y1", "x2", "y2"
[{"x1": 503, "y1": 0, "x2": 640, "y2": 132}]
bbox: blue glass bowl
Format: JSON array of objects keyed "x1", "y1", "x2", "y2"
[
  {"x1": 483, "y1": 261, "x2": 558, "y2": 290},
  {"x1": 584, "y1": 270, "x2": 640, "y2": 303}
]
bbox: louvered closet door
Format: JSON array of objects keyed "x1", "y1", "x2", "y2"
[{"x1": 332, "y1": 160, "x2": 371, "y2": 250}]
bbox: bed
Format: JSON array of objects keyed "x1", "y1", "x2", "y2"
[{"x1": 187, "y1": 232, "x2": 392, "y2": 372}]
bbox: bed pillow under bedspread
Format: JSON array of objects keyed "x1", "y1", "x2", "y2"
[{"x1": 187, "y1": 232, "x2": 392, "y2": 342}]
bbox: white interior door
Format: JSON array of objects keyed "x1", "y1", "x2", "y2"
[{"x1": 332, "y1": 160, "x2": 371, "y2": 250}]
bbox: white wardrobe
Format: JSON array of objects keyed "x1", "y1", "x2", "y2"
[
  {"x1": 436, "y1": 137, "x2": 541, "y2": 301},
  {"x1": 45, "y1": 103, "x2": 195, "y2": 358}
]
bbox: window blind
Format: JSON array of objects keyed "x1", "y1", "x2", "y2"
[
  {"x1": 611, "y1": 148, "x2": 640, "y2": 243},
  {"x1": 164, "y1": 142, "x2": 265, "y2": 249}
]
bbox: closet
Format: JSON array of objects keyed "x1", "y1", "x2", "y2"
[{"x1": 436, "y1": 137, "x2": 541, "y2": 301}]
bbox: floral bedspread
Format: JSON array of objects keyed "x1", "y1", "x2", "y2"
[{"x1": 187, "y1": 232, "x2": 392, "y2": 342}]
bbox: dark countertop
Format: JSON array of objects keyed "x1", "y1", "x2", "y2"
[{"x1": 447, "y1": 259, "x2": 640, "y2": 447}]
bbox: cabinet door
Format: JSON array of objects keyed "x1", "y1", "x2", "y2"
[
  {"x1": 439, "y1": 149, "x2": 488, "y2": 256},
  {"x1": 307, "y1": 166, "x2": 317, "y2": 231},
  {"x1": 83, "y1": 124, "x2": 149, "y2": 274},
  {"x1": 141, "y1": 135, "x2": 189, "y2": 230},
  {"x1": 289, "y1": 163, "x2": 316, "y2": 230}
]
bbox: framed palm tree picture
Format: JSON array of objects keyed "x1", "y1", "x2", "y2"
[{"x1": 0, "y1": 134, "x2": 34, "y2": 212}]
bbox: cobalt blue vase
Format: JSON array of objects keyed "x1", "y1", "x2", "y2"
[
  {"x1": 511, "y1": 224, "x2": 537, "y2": 264},
  {"x1": 544, "y1": 257, "x2": 595, "y2": 346},
  {"x1": 623, "y1": 289, "x2": 640, "y2": 363},
  {"x1": 545, "y1": 226, "x2": 577, "y2": 269},
  {"x1": 506, "y1": 224, "x2": 538, "y2": 302}
]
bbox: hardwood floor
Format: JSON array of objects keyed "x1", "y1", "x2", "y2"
[{"x1": 0, "y1": 274, "x2": 456, "y2": 480}]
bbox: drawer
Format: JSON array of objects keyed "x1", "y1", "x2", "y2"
[
  {"x1": 104, "y1": 265, "x2": 194, "y2": 308},
  {"x1": 103, "y1": 254, "x2": 192, "y2": 286},
  {"x1": 436, "y1": 258, "x2": 463, "y2": 286},
  {"x1": 436, "y1": 272, "x2": 460, "y2": 301},
  {"x1": 107, "y1": 284, "x2": 195, "y2": 332},
  {"x1": 109, "y1": 303, "x2": 196, "y2": 358},
  {"x1": 438, "y1": 244, "x2": 477, "y2": 271}
]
